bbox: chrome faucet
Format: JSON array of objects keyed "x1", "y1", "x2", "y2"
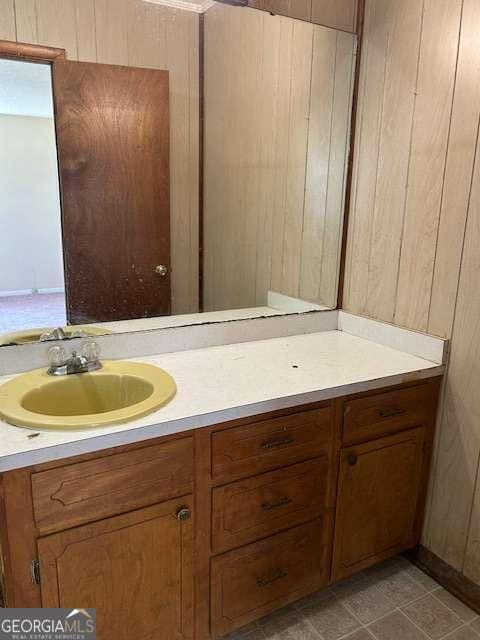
[{"x1": 47, "y1": 341, "x2": 102, "y2": 376}]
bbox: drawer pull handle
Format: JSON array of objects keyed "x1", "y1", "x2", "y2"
[
  {"x1": 347, "y1": 453, "x2": 358, "y2": 466},
  {"x1": 175, "y1": 507, "x2": 191, "y2": 521},
  {"x1": 261, "y1": 496, "x2": 293, "y2": 511},
  {"x1": 379, "y1": 407, "x2": 407, "y2": 419},
  {"x1": 256, "y1": 568, "x2": 288, "y2": 587},
  {"x1": 261, "y1": 436, "x2": 294, "y2": 450}
]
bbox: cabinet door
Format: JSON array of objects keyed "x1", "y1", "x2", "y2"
[
  {"x1": 332, "y1": 428, "x2": 425, "y2": 581},
  {"x1": 38, "y1": 498, "x2": 193, "y2": 640}
]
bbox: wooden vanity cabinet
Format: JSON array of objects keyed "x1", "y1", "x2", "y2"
[
  {"x1": 38, "y1": 498, "x2": 194, "y2": 640},
  {"x1": 332, "y1": 428, "x2": 426, "y2": 581},
  {"x1": 0, "y1": 377, "x2": 441, "y2": 640}
]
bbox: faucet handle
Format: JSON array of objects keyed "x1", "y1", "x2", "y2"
[
  {"x1": 81, "y1": 341, "x2": 101, "y2": 363},
  {"x1": 47, "y1": 345, "x2": 68, "y2": 368}
]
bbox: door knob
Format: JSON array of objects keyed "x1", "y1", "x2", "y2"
[{"x1": 155, "y1": 265, "x2": 168, "y2": 277}]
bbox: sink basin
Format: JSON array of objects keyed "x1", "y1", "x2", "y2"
[
  {"x1": 0, "y1": 325, "x2": 112, "y2": 346},
  {"x1": 0, "y1": 361, "x2": 176, "y2": 430}
]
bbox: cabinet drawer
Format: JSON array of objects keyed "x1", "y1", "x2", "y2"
[
  {"x1": 211, "y1": 519, "x2": 329, "y2": 638},
  {"x1": 212, "y1": 457, "x2": 329, "y2": 553},
  {"x1": 32, "y1": 437, "x2": 194, "y2": 534},
  {"x1": 343, "y1": 382, "x2": 437, "y2": 445},
  {"x1": 211, "y1": 406, "x2": 333, "y2": 481}
]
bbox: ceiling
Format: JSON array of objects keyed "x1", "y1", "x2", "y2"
[{"x1": 0, "y1": 59, "x2": 54, "y2": 119}]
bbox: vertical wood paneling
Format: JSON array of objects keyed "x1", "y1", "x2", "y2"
[
  {"x1": 94, "y1": 0, "x2": 129, "y2": 65},
  {"x1": 1, "y1": 0, "x2": 200, "y2": 315},
  {"x1": 394, "y1": 0, "x2": 462, "y2": 331},
  {"x1": 428, "y1": 147, "x2": 480, "y2": 572},
  {"x1": 344, "y1": 0, "x2": 390, "y2": 315},
  {"x1": 318, "y1": 30, "x2": 355, "y2": 306},
  {"x1": 14, "y1": 0, "x2": 38, "y2": 43},
  {"x1": 75, "y1": 0, "x2": 96, "y2": 62},
  {"x1": 35, "y1": 0, "x2": 78, "y2": 57},
  {"x1": 345, "y1": 0, "x2": 480, "y2": 586},
  {"x1": 204, "y1": 5, "x2": 354, "y2": 311},
  {"x1": 428, "y1": 0, "x2": 480, "y2": 339},
  {"x1": 166, "y1": 9, "x2": 199, "y2": 314},
  {"x1": 311, "y1": 0, "x2": 357, "y2": 32},
  {"x1": 248, "y1": 0, "x2": 358, "y2": 33},
  {"x1": 275, "y1": 19, "x2": 313, "y2": 298},
  {"x1": 364, "y1": 0, "x2": 422, "y2": 321},
  {"x1": 0, "y1": 0, "x2": 15, "y2": 40},
  {"x1": 299, "y1": 27, "x2": 337, "y2": 304}
]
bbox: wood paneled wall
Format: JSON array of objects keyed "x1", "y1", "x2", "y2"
[
  {"x1": 203, "y1": 4, "x2": 355, "y2": 311},
  {"x1": 247, "y1": 0, "x2": 358, "y2": 34},
  {"x1": 0, "y1": 0, "x2": 199, "y2": 315},
  {"x1": 344, "y1": 0, "x2": 480, "y2": 585}
]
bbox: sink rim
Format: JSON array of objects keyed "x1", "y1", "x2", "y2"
[{"x1": 0, "y1": 361, "x2": 176, "y2": 431}]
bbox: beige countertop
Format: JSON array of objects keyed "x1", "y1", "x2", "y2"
[{"x1": 0, "y1": 329, "x2": 444, "y2": 472}]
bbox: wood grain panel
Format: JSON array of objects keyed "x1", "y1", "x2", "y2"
[
  {"x1": 428, "y1": 146, "x2": 480, "y2": 573},
  {"x1": 344, "y1": 0, "x2": 390, "y2": 314},
  {"x1": 32, "y1": 437, "x2": 193, "y2": 533},
  {"x1": 345, "y1": 0, "x2": 480, "y2": 588},
  {"x1": 395, "y1": 0, "x2": 462, "y2": 331},
  {"x1": 0, "y1": 0, "x2": 15, "y2": 40},
  {"x1": 311, "y1": 0, "x2": 357, "y2": 32},
  {"x1": 75, "y1": 0, "x2": 96, "y2": 62},
  {"x1": 204, "y1": 5, "x2": 355, "y2": 311},
  {"x1": 248, "y1": 0, "x2": 358, "y2": 33},
  {"x1": 428, "y1": 0, "x2": 480, "y2": 339},
  {"x1": 35, "y1": 0, "x2": 78, "y2": 57},
  {"x1": 212, "y1": 457, "x2": 328, "y2": 552},
  {"x1": 13, "y1": 0, "x2": 37, "y2": 43},
  {"x1": 211, "y1": 405, "x2": 333, "y2": 482},
  {"x1": 211, "y1": 519, "x2": 329, "y2": 638},
  {"x1": 332, "y1": 427, "x2": 426, "y2": 580},
  {"x1": 38, "y1": 498, "x2": 194, "y2": 640},
  {"x1": 53, "y1": 60, "x2": 172, "y2": 323},
  {"x1": 271, "y1": 18, "x2": 312, "y2": 299},
  {"x1": 364, "y1": 0, "x2": 422, "y2": 321}
]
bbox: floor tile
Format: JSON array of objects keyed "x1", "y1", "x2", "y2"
[
  {"x1": 273, "y1": 619, "x2": 320, "y2": 640},
  {"x1": 342, "y1": 630, "x2": 375, "y2": 640},
  {"x1": 223, "y1": 622, "x2": 264, "y2": 639},
  {"x1": 470, "y1": 619, "x2": 480, "y2": 634},
  {"x1": 332, "y1": 574, "x2": 397, "y2": 624},
  {"x1": 295, "y1": 588, "x2": 335, "y2": 610},
  {"x1": 368, "y1": 610, "x2": 428, "y2": 640},
  {"x1": 444, "y1": 626, "x2": 480, "y2": 640},
  {"x1": 257, "y1": 607, "x2": 303, "y2": 637},
  {"x1": 303, "y1": 593, "x2": 362, "y2": 640},
  {"x1": 382, "y1": 556, "x2": 440, "y2": 593},
  {"x1": 433, "y1": 590, "x2": 478, "y2": 623},
  {"x1": 403, "y1": 594, "x2": 463, "y2": 639}
]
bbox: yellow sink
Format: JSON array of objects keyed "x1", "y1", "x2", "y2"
[
  {"x1": 0, "y1": 361, "x2": 176, "y2": 430},
  {"x1": 0, "y1": 325, "x2": 111, "y2": 346}
]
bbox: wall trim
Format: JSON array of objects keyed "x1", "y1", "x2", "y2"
[
  {"x1": 144, "y1": 0, "x2": 216, "y2": 12},
  {"x1": 406, "y1": 545, "x2": 480, "y2": 615}
]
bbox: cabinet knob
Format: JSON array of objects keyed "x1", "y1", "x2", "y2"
[
  {"x1": 176, "y1": 507, "x2": 191, "y2": 521},
  {"x1": 155, "y1": 264, "x2": 169, "y2": 277},
  {"x1": 347, "y1": 453, "x2": 358, "y2": 467}
]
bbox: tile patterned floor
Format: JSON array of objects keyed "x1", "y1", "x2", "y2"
[{"x1": 222, "y1": 557, "x2": 480, "y2": 640}]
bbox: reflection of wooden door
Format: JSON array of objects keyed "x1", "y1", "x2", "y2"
[
  {"x1": 52, "y1": 60, "x2": 170, "y2": 324},
  {"x1": 38, "y1": 499, "x2": 194, "y2": 640},
  {"x1": 332, "y1": 428, "x2": 425, "y2": 581}
]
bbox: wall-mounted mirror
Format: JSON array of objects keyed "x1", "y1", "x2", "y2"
[{"x1": 0, "y1": 1, "x2": 356, "y2": 346}]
